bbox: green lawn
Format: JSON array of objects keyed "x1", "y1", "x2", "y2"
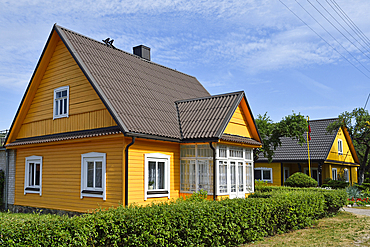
[{"x1": 244, "y1": 211, "x2": 370, "y2": 246}]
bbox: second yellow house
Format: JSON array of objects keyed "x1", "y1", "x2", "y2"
[{"x1": 255, "y1": 118, "x2": 359, "y2": 186}]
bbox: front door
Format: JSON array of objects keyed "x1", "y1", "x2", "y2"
[{"x1": 229, "y1": 161, "x2": 245, "y2": 199}]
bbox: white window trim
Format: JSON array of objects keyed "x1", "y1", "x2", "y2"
[
  {"x1": 80, "y1": 152, "x2": 106, "y2": 200},
  {"x1": 53, "y1": 86, "x2": 69, "y2": 120},
  {"x1": 254, "y1": 167, "x2": 273, "y2": 183},
  {"x1": 332, "y1": 168, "x2": 338, "y2": 180},
  {"x1": 144, "y1": 153, "x2": 170, "y2": 201},
  {"x1": 338, "y1": 139, "x2": 343, "y2": 155},
  {"x1": 24, "y1": 156, "x2": 43, "y2": 195}
]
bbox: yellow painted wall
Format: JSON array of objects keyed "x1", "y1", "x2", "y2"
[
  {"x1": 254, "y1": 162, "x2": 281, "y2": 186},
  {"x1": 127, "y1": 138, "x2": 181, "y2": 205},
  {"x1": 326, "y1": 128, "x2": 355, "y2": 163},
  {"x1": 224, "y1": 105, "x2": 252, "y2": 138},
  {"x1": 15, "y1": 135, "x2": 123, "y2": 213},
  {"x1": 16, "y1": 37, "x2": 116, "y2": 139}
]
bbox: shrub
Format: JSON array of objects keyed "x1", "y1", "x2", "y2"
[
  {"x1": 0, "y1": 188, "x2": 346, "y2": 246},
  {"x1": 321, "y1": 178, "x2": 349, "y2": 189},
  {"x1": 284, "y1": 172, "x2": 318, "y2": 188}
]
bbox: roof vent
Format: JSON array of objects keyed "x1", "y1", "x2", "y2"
[{"x1": 133, "y1": 45, "x2": 150, "y2": 61}]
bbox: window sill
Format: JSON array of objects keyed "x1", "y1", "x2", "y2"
[
  {"x1": 81, "y1": 190, "x2": 105, "y2": 200},
  {"x1": 147, "y1": 190, "x2": 170, "y2": 198},
  {"x1": 24, "y1": 187, "x2": 41, "y2": 195},
  {"x1": 53, "y1": 115, "x2": 69, "y2": 120}
]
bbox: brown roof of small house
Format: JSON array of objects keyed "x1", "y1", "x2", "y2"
[
  {"x1": 220, "y1": 134, "x2": 262, "y2": 146},
  {"x1": 176, "y1": 92, "x2": 243, "y2": 140}
]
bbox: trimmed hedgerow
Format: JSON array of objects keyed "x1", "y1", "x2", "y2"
[
  {"x1": 0, "y1": 189, "x2": 346, "y2": 246},
  {"x1": 284, "y1": 172, "x2": 318, "y2": 187}
]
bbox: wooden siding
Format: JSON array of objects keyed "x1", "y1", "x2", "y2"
[
  {"x1": 16, "y1": 37, "x2": 116, "y2": 139},
  {"x1": 224, "y1": 104, "x2": 252, "y2": 138},
  {"x1": 326, "y1": 128, "x2": 355, "y2": 163},
  {"x1": 127, "y1": 138, "x2": 181, "y2": 205},
  {"x1": 15, "y1": 135, "x2": 123, "y2": 213},
  {"x1": 254, "y1": 162, "x2": 281, "y2": 186}
]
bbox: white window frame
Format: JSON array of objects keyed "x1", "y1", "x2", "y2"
[
  {"x1": 81, "y1": 152, "x2": 106, "y2": 200},
  {"x1": 53, "y1": 86, "x2": 69, "y2": 119},
  {"x1": 144, "y1": 153, "x2": 170, "y2": 200},
  {"x1": 254, "y1": 167, "x2": 273, "y2": 183},
  {"x1": 332, "y1": 168, "x2": 338, "y2": 180},
  {"x1": 24, "y1": 156, "x2": 43, "y2": 195},
  {"x1": 338, "y1": 139, "x2": 343, "y2": 155}
]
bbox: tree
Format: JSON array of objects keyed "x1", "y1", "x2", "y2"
[
  {"x1": 327, "y1": 108, "x2": 370, "y2": 184},
  {"x1": 254, "y1": 112, "x2": 308, "y2": 162}
]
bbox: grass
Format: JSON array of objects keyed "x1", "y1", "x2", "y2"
[{"x1": 244, "y1": 211, "x2": 370, "y2": 247}]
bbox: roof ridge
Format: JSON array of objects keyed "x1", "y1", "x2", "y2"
[
  {"x1": 175, "y1": 91, "x2": 244, "y2": 104},
  {"x1": 56, "y1": 24, "x2": 199, "y2": 80},
  {"x1": 309, "y1": 118, "x2": 339, "y2": 122}
]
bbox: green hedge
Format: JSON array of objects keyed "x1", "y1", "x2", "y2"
[{"x1": 0, "y1": 189, "x2": 346, "y2": 246}]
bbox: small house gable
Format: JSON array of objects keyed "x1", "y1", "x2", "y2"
[{"x1": 326, "y1": 127, "x2": 359, "y2": 164}]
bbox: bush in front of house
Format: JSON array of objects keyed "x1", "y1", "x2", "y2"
[
  {"x1": 321, "y1": 178, "x2": 349, "y2": 189},
  {"x1": 284, "y1": 172, "x2": 318, "y2": 188},
  {"x1": 0, "y1": 188, "x2": 347, "y2": 247}
]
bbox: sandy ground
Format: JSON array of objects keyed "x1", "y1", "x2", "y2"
[{"x1": 343, "y1": 207, "x2": 370, "y2": 216}]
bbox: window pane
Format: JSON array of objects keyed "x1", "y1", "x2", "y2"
[
  {"x1": 148, "y1": 161, "x2": 156, "y2": 190},
  {"x1": 180, "y1": 145, "x2": 195, "y2": 157},
  {"x1": 263, "y1": 170, "x2": 271, "y2": 180},
  {"x1": 197, "y1": 144, "x2": 212, "y2": 158},
  {"x1": 198, "y1": 160, "x2": 212, "y2": 193},
  {"x1": 238, "y1": 162, "x2": 244, "y2": 192},
  {"x1": 229, "y1": 147, "x2": 243, "y2": 158},
  {"x1": 64, "y1": 98, "x2": 67, "y2": 114},
  {"x1": 35, "y1": 164, "x2": 40, "y2": 186},
  {"x1": 219, "y1": 161, "x2": 227, "y2": 193},
  {"x1": 180, "y1": 160, "x2": 187, "y2": 191},
  {"x1": 157, "y1": 162, "x2": 165, "y2": 189},
  {"x1": 245, "y1": 163, "x2": 253, "y2": 191},
  {"x1": 87, "y1": 162, "x2": 94, "y2": 187},
  {"x1": 29, "y1": 163, "x2": 34, "y2": 186},
  {"x1": 62, "y1": 90, "x2": 67, "y2": 97},
  {"x1": 59, "y1": 99, "x2": 63, "y2": 115},
  {"x1": 219, "y1": 145, "x2": 227, "y2": 158},
  {"x1": 230, "y1": 162, "x2": 236, "y2": 192},
  {"x1": 56, "y1": 92, "x2": 61, "y2": 98},
  {"x1": 245, "y1": 149, "x2": 252, "y2": 160},
  {"x1": 189, "y1": 160, "x2": 196, "y2": 191},
  {"x1": 254, "y1": 170, "x2": 262, "y2": 180},
  {"x1": 55, "y1": 101, "x2": 59, "y2": 116},
  {"x1": 95, "y1": 161, "x2": 102, "y2": 188}
]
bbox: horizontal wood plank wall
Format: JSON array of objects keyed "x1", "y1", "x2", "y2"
[
  {"x1": 17, "y1": 38, "x2": 116, "y2": 139},
  {"x1": 254, "y1": 162, "x2": 281, "y2": 186},
  {"x1": 224, "y1": 105, "x2": 252, "y2": 138},
  {"x1": 15, "y1": 136, "x2": 123, "y2": 213},
  {"x1": 127, "y1": 138, "x2": 180, "y2": 205}
]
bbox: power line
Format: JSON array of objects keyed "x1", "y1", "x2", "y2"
[
  {"x1": 313, "y1": 0, "x2": 370, "y2": 59},
  {"x1": 365, "y1": 93, "x2": 370, "y2": 109},
  {"x1": 293, "y1": 0, "x2": 370, "y2": 75}
]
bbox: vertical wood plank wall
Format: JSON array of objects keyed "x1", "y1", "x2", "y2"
[
  {"x1": 224, "y1": 105, "x2": 252, "y2": 138},
  {"x1": 16, "y1": 38, "x2": 116, "y2": 139},
  {"x1": 15, "y1": 135, "x2": 123, "y2": 212}
]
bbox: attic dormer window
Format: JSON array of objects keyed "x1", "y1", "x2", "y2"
[{"x1": 53, "y1": 86, "x2": 69, "y2": 119}]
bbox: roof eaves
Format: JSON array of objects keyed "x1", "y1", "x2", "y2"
[
  {"x1": 54, "y1": 25, "x2": 130, "y2": 134},
  {"x1": 125, "y1": 131, "x2": 181, "y2": 143}
]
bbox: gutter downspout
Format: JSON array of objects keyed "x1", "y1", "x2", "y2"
[
  {"x1": 5, "y1": 150, "x2": 9, "y2": 211},
  {"x1": 209, "y1": 142, "x2": 216, "y2": 201},
  {"x1": 124, "y1": 137, "x2": 136, "y2": 207}
]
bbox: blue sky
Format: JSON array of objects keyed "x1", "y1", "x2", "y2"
[{"x1": 1, "y1": 0, "x2": 370, "y2": 131}]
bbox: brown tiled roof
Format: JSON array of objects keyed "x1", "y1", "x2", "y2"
[
  {"x1": 56, "y1": 25, "x2": 210, "y2": 140},
  {"x1": 176, "y1": 92, "x2": 243, "y2": 140},
  {"x1": 221, "y1": 134, "x2": 262, "y2": 146},
  {"x1": 6, "y1": 127, "x2": 121, "y2": 147}
]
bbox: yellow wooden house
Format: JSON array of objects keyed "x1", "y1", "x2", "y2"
[
  {"x1": 4, "y1": 25, "x2": 262, "y2": 213},
  {"x1": 255, "y1": 118, "x2": 359, "y2": 186}
]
